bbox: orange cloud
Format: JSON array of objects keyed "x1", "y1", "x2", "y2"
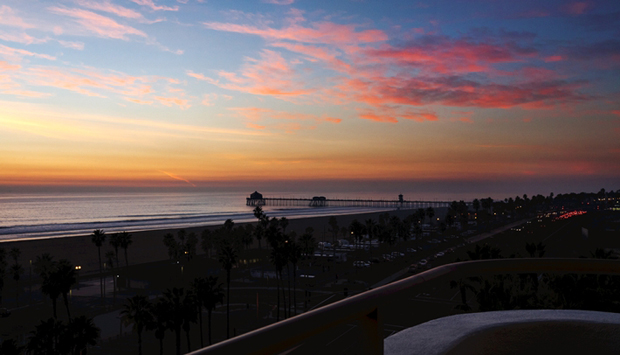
[
  {"x1": 159, "y1": 171, "x2": 195, "y2": 187},
  {"x1": 230, "y1": 107, "x2": 341, "y2": 131},
  {"x1": 154, "y1": 96, "x2": 190, "y2": 109}
]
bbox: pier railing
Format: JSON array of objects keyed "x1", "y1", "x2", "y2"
[
  {"x1": 189, "y1": 258, "x2": 620, "y2": 355},
  {"x1": 246, "y1": 197, "x2": 452, "y2": 209}
]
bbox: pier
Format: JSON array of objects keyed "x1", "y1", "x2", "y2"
[{"x1": 246, "y1": 191, "x2": 452, "y2": 209}]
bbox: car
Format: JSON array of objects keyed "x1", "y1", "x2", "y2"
[
  {"x1": 408, "y1": 264, "x2": 418, "y2": 273},
  {"x1": 435, "y1": 252, "x2": 445, "y2": 258},
  {"x1": 382, "y1": 254, "x2": 393, "y2": 261},
  {"x1": 406, "y1": 248, "x2": 417, "y2": 253},
  {"x1": 419, "y1": 259, "x2": 428, "y2": 266}
]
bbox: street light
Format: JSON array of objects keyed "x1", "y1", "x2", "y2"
[{"x1": 75, "y1": 265, "x2": 82, "y2": 290}]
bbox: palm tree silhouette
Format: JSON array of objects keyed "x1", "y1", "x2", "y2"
[
  {"x1": 91, "y1": 229, "x2": 106, "y2": 302},
  {"x1": 152, "y1": 298, "x2": 172, "y2": 355},
  {"x1": 68, "y1": 315, "x2": 100, "y2": 355},
  {"x1": 121, "y1": 295, "x2": 154, "y2": 355},
  {"x1": 365, "y1": 219, "x2": 376, "y2": 255},
  {"x1": 34, "y1": 254, "x2": 61, "y2": 319},
  {"x1": 426, "y1": 207, "x2": 435, "y2": 227},
  {"x1": 27, "y1": 318, "x2": 65, "y2": 354},
  {"x1": 8, "y1": 248, "x2": 21, "y2": 307},
  {"x1": 288, "y1": 241, "x2": 302, "y2": 316},
  {"x1": 56, "y1": 259, "x2": 77, "y2": 320},
  {"x1": 0, "y1": 249, "x2": 6, "y2": 307},
  {"x1": 218, "y1": 241, "x2": 238, "y2": 338},
  {"x1": 109, "y1": 233, "x2": 121, "y2": 273},
  {"x1": 119, "y1": 231, "x2": 132, "y2": 288},
  {"x1": 161, "y1": 287, "x2": 188, "y2": 355},
  {"x1": 192, "y1": 276, "x2": 224, "y2": 347},
  {"x1": 105, "y1": 250, "x2": 116, "y2": 302}
]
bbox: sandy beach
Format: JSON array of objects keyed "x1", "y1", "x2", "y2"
[{"x1": 0, "y1": 208, "x2": 446, "y2": 275}]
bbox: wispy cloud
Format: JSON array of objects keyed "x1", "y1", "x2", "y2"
[
  {"x1": 49, "y1": 6, "x2": 147, "y2": 40},
  {"x1": 159, "y1": 170, "x2": 196, "y2": 187},
  {"x1": 0, "y1": 44, "x2": 56, "y2": 61},
  {"x1": 0, "y1": 5, "x2": 33, "y2": 28},
  {"x1": 131, "y1": 0, "x2": 178, "y2": 12}
]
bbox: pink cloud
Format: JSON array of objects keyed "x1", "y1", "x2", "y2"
[
  {"x1": 0, "y1": 5, "x2": 33, "y2": 28},
  {"x1": 49, "y1": 7, "x2": 147, "y2": 40},
  {"x1": 263, "y1": 0, "x2": 295, "y2": 4},
  {"x1": 131, "y1": 0, "x2": 178, "y2": 11},
  {"x1": 0, "y1": 32, "x2": 47, "y2": 45},
  {"x1": 544, "y1": 55, "x2": 563, "y2": 62},
  {"x1": 194, "y1": 50, "x2": 314, "y2": 98},
  {"x1": 75, "y1": 0, "x2": 143, "y2": 19},
  {"x1": 563, "y1": 2, "x2": 591, "y2": 15},
  {"x1": 459, "y1": 118, "x2": 473, "y2": 123},
  {"x1": 611, "y1": 110, "x2": 620, "y2": 117},
  {"x1": 203, "y1": 20, "x2": 387, "y2": 45},
  {"x1": 0, "y1": 44, "x2": 56, "y2": 61},
  {"x1": 246, "y1": 123, "x2": 266, "y2": 130}
]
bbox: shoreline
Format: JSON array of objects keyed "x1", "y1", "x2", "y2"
[{"x1": 0, "y1": 207, "x2": 447, "y2": 275}]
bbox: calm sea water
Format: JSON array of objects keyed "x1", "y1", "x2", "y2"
[{"x1": 0, "y1": 191, "x2": 398, "y2": 241}]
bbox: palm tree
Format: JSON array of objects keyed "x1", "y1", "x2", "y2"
[
  {"x1": 56, "y1": 259, "x2": 77, "y2": 320},
  {"x1": 192, "y1": 276, "x2": 224, "y2": 347},
  {"x1": 299, "y1": 227, "x2": 316, "y2": 258},
  {"x1": 203, "y1": 277, "x2": 224, "y2": 345},
  {"x1": 121, "y1": 295, "x2": 154, "y2": 355},
  {"x1": 91, "y1": 229, "x2": 106, "y2": 302},
  {"x1": 269, "y1": 244, "x2": 287, "y2": 321},
  {"x1": 288, "y1": 241, "x2": 302, "y2": 316},
  {"x1": 426, "y1": 207, "x2": 435, "y2": 227},
  {"x1": 0, "y1": 248, "x2": 6, "y2": 307},
  {"x1": 109, "y1": 233, "x2": 121, "y2": 272},
  {"x1": 161, "y1": 287, "x2": 187, "y2": 355},
  {"x1": 365, "y1": 219, "x2": 376, "y2": 254},
  {"x1": 10, "y1": 263, "x2": 22, "y2": 307},
  {"x1": 152, "y1": 299, "x2": 172, "y2": 355},
  {"x1": 0, "y1": 338, "x2": 24, "y2": 354},
  {"x1": 218, "y1": 241, "x2": 238, "y2": 339},
  {"x1": 8, "y1": 248, "x2": 21, "y2": 306},
  {"x1": 68, "y1": 315, "x2": 100, "y2": 355},
  {"x1": 105, "y1": 250, "x2": 117, "y2": 303},
  {"x1": 27, "y1": 318, "x2": 66, "y2": 355},
  {"x1": 119, "y1": 231, "x2": 132, "y2": 288},
  {"x1": 35, "y1": 254, "x2": 61, "y2": 319},
  {"x1": 181, "y1": 290, "x2": 197, "y2": 352}
]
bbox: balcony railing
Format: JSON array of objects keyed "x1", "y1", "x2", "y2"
[{"x1": 189, "y1": 258, "x2": 620, "y2": 355}]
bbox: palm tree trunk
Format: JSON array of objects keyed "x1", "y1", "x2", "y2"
[
  {"x1": 98, "y1": 247, "x2": 103, "y2": 302},
  {"x1": 159, "y1": 337, "x2": 164, "y2": 355},
  {"x1": 226, "y1": 270, "x2": 231, "y2": 339},
  {"x1": 52, "y1": 297, "x2": 58, "y2": 319},
  {"x1": 293, "y1": 265, "x2": 297, "y2": 316},
  {"x1": 276, "y1": 272, "x2": 280, "y2": 321},
  {"x1": 208, "y1": 309, "x2": 213, "y2": 345},
  {"x1": 199, "y1": 305, "x2": 204, "y2": 348},
  {"x1": 124, "y1": 249, "x2": 130, "y2": 289},
  {"x1": 286, "y1": 264, "x2": 291, "y2": 318},
  {"x1": 62, "y1": 293, "x2": 71, "y2": 320},
  {"x1": 281, "y1": 271, "x2": 287, "y2": 319},
  {"x1": 138, "y1": 331, "x2": 143, "y2": 355},
  {"x1": 175, "y1": 327, "x2": 181, "y2": 355},
  {"x1": 185, "y1": 325, "x2": 191, "y2": 353}
]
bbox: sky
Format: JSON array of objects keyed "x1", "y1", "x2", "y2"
[{"x1": 0, "y1": 0, "x2": 619, "y2": 198}]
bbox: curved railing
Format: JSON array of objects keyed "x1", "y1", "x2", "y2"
[{"x1": 189, "y1": 258, "x2": 620, "y2": 355}]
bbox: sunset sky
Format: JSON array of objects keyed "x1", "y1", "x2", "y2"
[{"x1": 1, "y1": 0, "x2": 619, "y2": 196}]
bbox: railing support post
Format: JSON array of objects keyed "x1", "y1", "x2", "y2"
[{"x1": 359, "y1": 307, "x2": 383, "y2": 354}]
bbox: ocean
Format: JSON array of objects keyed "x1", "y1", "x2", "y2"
[{"x1": 0, "y1": 191, "x2": 401, "y2": 241}]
